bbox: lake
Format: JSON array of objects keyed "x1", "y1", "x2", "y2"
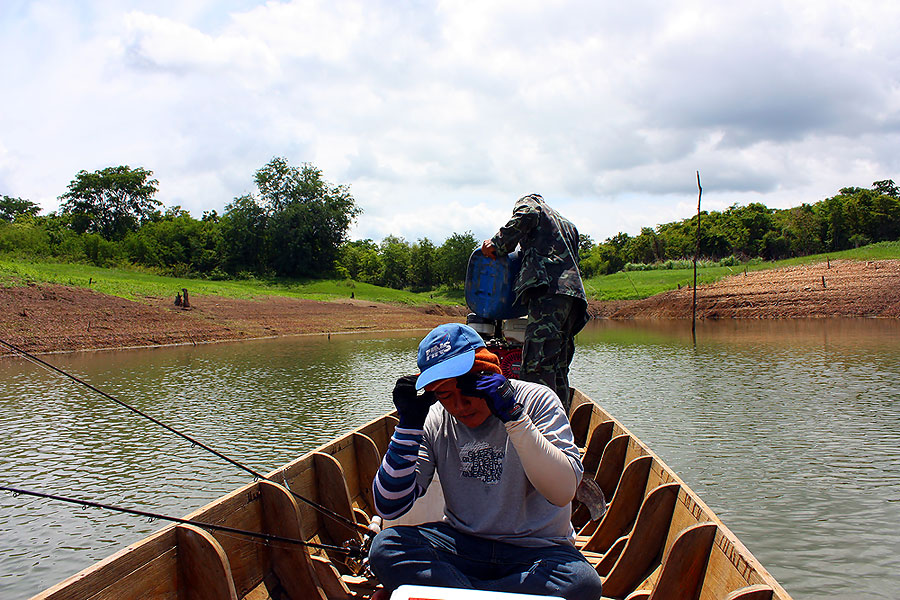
[{"x1": 1, "y1": 319, "x2": 898, "y2": 599}]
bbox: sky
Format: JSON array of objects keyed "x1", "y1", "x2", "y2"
[{"x1": 2, "y1": 0, "x2": 899, "y2": 245}]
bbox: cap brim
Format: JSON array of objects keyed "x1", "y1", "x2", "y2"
[{"x1": 416, "y1": 349, "x2": 476, "y2": 390}]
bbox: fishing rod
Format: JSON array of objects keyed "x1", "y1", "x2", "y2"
[
  {"x1": 0, "y1": 485, "x2": 363, "y2": 557},
  {"x1": 0, "y1": 338, "x2": 369, "y2": 536}
]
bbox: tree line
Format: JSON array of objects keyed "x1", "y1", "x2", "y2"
[
  {"x1": 579, "y1": 179, "x2": 900, "y2": 277},
  {"x1": 0, "y1": 157, "x2": 479, "y2": 289},
  {"x1": 2, "y1": 158, "x2": 898, "y2": 290}
]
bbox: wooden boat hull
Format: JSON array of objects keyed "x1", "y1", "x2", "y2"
[{"x1": 31, "y1": 390, "x2": 793, "y2": 600}]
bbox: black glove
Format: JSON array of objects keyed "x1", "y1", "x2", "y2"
[
  {"x1": 392, "y1": 374, "x2": 436, "y2": 429},
  {"x1": 457, "y1": 372, "x2": 524, "y2": 423}
]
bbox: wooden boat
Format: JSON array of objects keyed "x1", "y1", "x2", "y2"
[{"x1": 31, "y1": 389, "x2": 793, "y2": 600}]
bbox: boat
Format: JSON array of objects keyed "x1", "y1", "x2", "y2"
[{"x1": 29, "y1": 388, "x2": 793, "y2": 600}]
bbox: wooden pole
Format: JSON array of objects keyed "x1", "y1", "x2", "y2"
[{"x1": 692, "y1": 172, "x2": 702, "y2": 341}]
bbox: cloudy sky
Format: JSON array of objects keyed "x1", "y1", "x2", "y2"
[{"x1": 2, "y1": 1, "x2": 898, "y2": 244}]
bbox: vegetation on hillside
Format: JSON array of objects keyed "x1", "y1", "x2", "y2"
[
  {"x1": 3, "y1": 159, "x2": 899, "y2": 300},
  {"x1": 580, "y1": 179, "x2": 900, "y2": 277}
]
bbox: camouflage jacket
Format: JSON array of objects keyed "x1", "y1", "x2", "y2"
[{"x1": 491, "y1": 194, "x2": 588, "y2": 307}]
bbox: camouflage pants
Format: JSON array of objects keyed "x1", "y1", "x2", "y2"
[{"x1": 520, "y1": 294, "x2": 581, "y2": 413}]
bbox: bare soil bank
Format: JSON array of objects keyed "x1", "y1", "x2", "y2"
[
  {"x1": 2, "y1": 259, "x2": 898, "y2": 355},
  {"x1": 588, "y1": 259, "x2": 900, "y2": 319},
  {"x1": 0, "y1": 287, "x2": 467, "y2": 355}
]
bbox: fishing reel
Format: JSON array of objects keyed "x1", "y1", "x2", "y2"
[{"x1": 341, "y1": 515, "x2": 383, "y2": 575}]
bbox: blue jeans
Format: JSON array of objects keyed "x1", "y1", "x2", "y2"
[{"x1": 368, "y1": 522, "x2": 603, "y2": 600}]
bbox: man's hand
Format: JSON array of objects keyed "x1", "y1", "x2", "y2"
[
  {"x1": 457, "y1": 372, "x2": 524, "y2": 423},
  {"x1": 392, "y1": 375, "x2": 436, "y2": 429},
  {"x1": 481, "y1": 239, "x2": 497, "y2": 259}
]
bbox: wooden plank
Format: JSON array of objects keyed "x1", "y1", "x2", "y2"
[
  {"x1": 569, "y1": 401, "x2": 595, "y2": 447},
  {"x1": 594, "y1": 535, "x2": 627, "y2": 577},
  {"x1": 312, "y1": 453, "x2": 361, "y2": 543},
  {"x1": 578, "y1": 439, "x2": 640, "y2": 538},
  {"x1": 310, "y1": 556, "x2": 353, "y2": 600},
  {"x1": 646, "y1": 522, "x2": 717, "y2": 600},
  {"x1": 331, "y1": 440, "x2": 362, "y2": 501},
  {"x1": 176, "y1": 524, "x2": 238, "y2": 600},
  {"x1": 352, "y1": 432, "x2": 382, "y2": 514},
  {"x1": 32, "y1": 528, "x2": 178, "y2": 600},
  {"x1": 593, "y1": 434, "x2": 630, "y2": 501},
  {"x1": 583, "y1": 456, "x2": 653, "y2": 553},
  {"x1": 723, "y1": 585, "x2": 774, "y2": 600},
  {"x1": 258, "y1": 480, "x2": 328, "y2": 600},
  {"x1": 183, "y1": 485, "x2": 267, "y2": 598},
  {"x1": 600, "y1": 483, "x2": 680, "y2": 598},
  {"x1": 582, "y1": 421, "x2": 615, "y2": 475}
]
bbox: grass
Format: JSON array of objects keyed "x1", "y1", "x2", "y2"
[
  {"x1": 2, "y1": 241, "x2": 898, "y2": 305},
  {"x1": 0, "y1": 257, "x2": 462, "y2": 306}
]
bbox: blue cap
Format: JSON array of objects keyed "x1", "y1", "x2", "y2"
[{"x1": 416, "y1": 323, "x2": 486, "y2": 390}]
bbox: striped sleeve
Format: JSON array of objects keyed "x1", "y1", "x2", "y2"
[{"x1": 372, "y1": 426, "x2": 425, "y2": 519}]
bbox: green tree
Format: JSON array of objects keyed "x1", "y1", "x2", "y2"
[
  {"x1": 408, "y1": 237, "x2": 438, "y2": 290},
  {"x1": 873, "y1": 179, "x2": 899, "y2": 198},
  {"x1": 1, "y1": 195, "x2": 41, "y2": 222},
  {"x1": 622, "y1": 227, "x2": 661, "y2": 264},
  {"x1": 59, "y1": 166, "x2": 161, "y2": 240},
  {"x1": 338, "y1": 239, "x2": 382, "y2": 283},
  {"x1": 124, "y1": 210, "x2": 223, "y2": 275},
  {"x1": 254, "y1": 158, "x2": 361, "y2": 277},
  {"x1": 437, "y1": 231, "x2": 478, "y2": 285},
  {"x1": 783, "y1": 204, "x2": 823, "y2": 256},
  {"x1": 722, "y1": 203, "x2": 774, "y2": 257},
  {"x1": 379, "y1": 235, "x2": 411, "y2": 289},
  {"x1": 817, "y1": 194, "x2": 848, "y2": 251},
  {"x1": 220, "y1": 194, "x2": 268, "y2": 274},
  {"x1": 578, "y1": 233, "x2": 594, "y2": 254}
]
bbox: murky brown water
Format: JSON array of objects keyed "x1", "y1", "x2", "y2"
[{"x1": 2, "y1": 320, "x2": 898, "y2": 599}]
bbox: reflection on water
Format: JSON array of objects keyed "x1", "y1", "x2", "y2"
[{"x1": 2, "y1": 320, "x2": 899, "y2": 599}]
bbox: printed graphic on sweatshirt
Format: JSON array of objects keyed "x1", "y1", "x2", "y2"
[{"x1": 458, "y1": 440, "x2": 504, "y2": 484}]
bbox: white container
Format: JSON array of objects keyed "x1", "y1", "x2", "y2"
[
  {"x1": 502, "y1": 317, "x2": 528, "y2": 344},
  {"x1": 391, "y1": 584, "x2": 560, "y2": 599}
]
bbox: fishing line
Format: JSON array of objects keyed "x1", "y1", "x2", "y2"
[
  {"x1": 0, "y1": 338, "x2": 367, "y2": 535},
  {"x1": 0, "y1": 485, "x2": 363, "y2": 557}
]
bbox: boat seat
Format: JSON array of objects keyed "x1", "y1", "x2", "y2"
[
  {"x1": 571, "y1": 421, "x2": 616, "y2": 527},
  {"x1": 597, "y1": 483, "x2": 680, "y2": 594},
  {"x1": 590, "y1": 535, "x2": 628, "y2": 575},
  {"x1": 581, "y1": 420, "x2": 615, "y2": 474},
  {"x1": 580, "y1": 455, "x2": 653, "y2": 552},
  {"x1": 181, "y1": 479, "x2": 335, "y2": 600},
  {"x1": 640, "y1": 522, "x2": 717, "y2": 600},
  {"x1": 574, "y1": 433, "x2": 632, "y2": 536},
  {"x1": 723, "y1": 585, "x2": 775, "y2": 600},
  {"x1": 352, "y1": 432, "x2": 382, "y2": 515},
  {"x1": 569, "y1": 401, "x2": 595, "y2": 447},
  {"x1": 593, "y1": 434, "x2": 631, "y2": 502},
  {"x1": 174, "y1": 524, "x2": 239, "y2": 600},
  {"x1": 312, "y1": 453, "x2": 365, "y2": 555}
]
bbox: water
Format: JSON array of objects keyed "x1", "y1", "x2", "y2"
[{"x1": 2, "y1": 320, "x2": 899, "y2": 599}]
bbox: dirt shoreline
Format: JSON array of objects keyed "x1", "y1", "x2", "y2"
[{"x1": 2, "y1": 259, "x2": 898, "y2": 355}]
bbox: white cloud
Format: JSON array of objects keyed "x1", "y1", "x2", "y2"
[{"x1": 1, "y1": 0, "x2": 898, "y2": 243}]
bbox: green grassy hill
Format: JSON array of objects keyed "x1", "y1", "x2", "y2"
[{"x1": 0, "y1": 256, "x2": 464, "y2": 306}]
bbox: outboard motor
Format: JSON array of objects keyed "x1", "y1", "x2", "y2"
[{"x1": 464, "y1": 248, "x2": 527, "y2": 378}]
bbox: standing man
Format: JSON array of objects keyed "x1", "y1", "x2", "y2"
[
  {"x1": 482, "y1": 194, "x2": 589, "y2": 411},
  {"x1": 368, "y1": 323, "x2": 602, "y2": 600}
]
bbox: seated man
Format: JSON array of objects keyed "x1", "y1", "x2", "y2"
[{"x1": 368, "y1": 323, "x2": 602, "y2": 600}]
